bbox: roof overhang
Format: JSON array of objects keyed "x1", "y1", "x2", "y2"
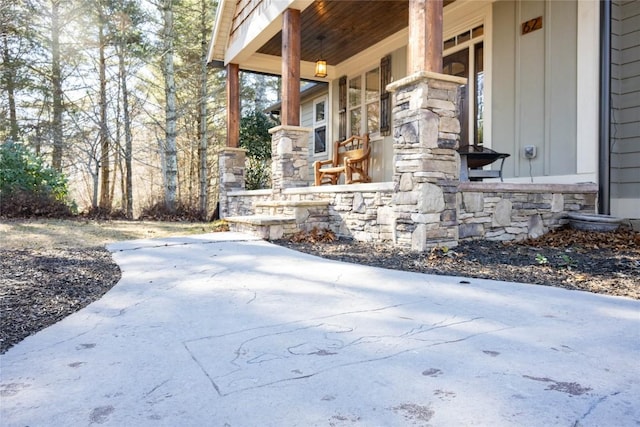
[
  {"x1": 208, "y1": 0, "x2": 315, "y2": 67},
  {"x1": 208, "y1": 0, "x2": 458, "y2": 78}
]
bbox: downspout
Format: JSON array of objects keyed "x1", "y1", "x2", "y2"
[{"x1": 598, "y1": 0, "x2": 611, "y2": 215}]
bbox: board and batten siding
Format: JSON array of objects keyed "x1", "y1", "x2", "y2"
[
  {"x1": 491, "y1": 0, "x2": 578, "y2": 180},
  {"x1": 611, "y1": 0, "x2": 640, "y2": 218}
]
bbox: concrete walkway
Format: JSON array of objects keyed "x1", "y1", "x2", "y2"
[{"x1": 1, "y1": 232, "x2": 639, "y2": 426}]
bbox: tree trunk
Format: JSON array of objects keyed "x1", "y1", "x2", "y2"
[
  {"x1": 110, "y1": 137, "x2": 119, "y2": 208},
  {"x1": 120, "y1": 38, "x2": 134, "y2": 219},
  {"x1": 162, "y1": 0, "x2": 177, "y2": 213},
  {"x1": 198, "y1": 0, "x2": 208, "y2": 217},
  {"x1": 2, "y1": 36, "x2": 19, "y2": 142},
  {"x1": 50, "y1": 0, "x2": 64, "y2": 171},
  {"x1": 92, "y1": 156, "x2": 99, "y2": 208},
  {"x1": 98, "y1": 1, "x2": 111, "y2": 210}
]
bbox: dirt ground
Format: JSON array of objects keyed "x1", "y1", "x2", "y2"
[{"x1": 1, "y1": 219, "x2": 638, "y2": 354}]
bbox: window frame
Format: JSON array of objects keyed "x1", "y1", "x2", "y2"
[
  {"x1": 312, "y1": 96, "x2": 328, "y2": 155},
  {"x1": 347, "y1": 66, "x2": 381, "y2": 138},
  {"x1": 443, "y1": 25, "x2": 485, "y2": 147}
]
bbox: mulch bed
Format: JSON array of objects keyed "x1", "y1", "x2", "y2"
[
  {"x1": 276, "y1": 227, "x2": 639, "y2": 300},
  {"x1": 0, "y1": 247, "x2": 121, "y2": 353},
  {"x1": 1, "y1": 227, "x2": 637, "y2": 354}
]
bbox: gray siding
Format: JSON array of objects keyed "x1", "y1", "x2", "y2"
[
  {"x1": 491, "y1": 0, "x2": 577, "y2": 179},
  {"x1": 611, "y1": 0, "x2": 640, "y2": 211}
]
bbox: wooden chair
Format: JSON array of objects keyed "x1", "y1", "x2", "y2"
[{"x1": 314, "y1": 134, "x2": 371, "y2": 186}]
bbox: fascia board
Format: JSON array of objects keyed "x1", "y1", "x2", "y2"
[{"x1": 208, "y1": 0, "x2": 234, "y2": 63}]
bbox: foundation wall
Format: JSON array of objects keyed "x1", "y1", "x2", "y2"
[{"x1": 224, "y1": 182, "x2": 598, "y2": 246}]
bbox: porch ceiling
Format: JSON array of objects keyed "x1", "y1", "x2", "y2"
[{"x1": 257, "y1": 0, "x2": 455, "y2": 66}]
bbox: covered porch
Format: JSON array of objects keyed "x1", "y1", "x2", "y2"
[{"x1": 210, "y1": 0, "x2": 599, "y2": 250}]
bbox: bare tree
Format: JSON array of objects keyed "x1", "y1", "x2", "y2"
[
  {"x1": 97, "y1": 0, "x2": 112, "y2": 210},
  {"x1": 197, "y1": 0, "x2": 208, "y2": 215},
  {"x1": 1, "y1": 25, "x2": 19, "y2": 141},
  {"x1": 161, "y1": 0, "x2": 177, "y2": 212},
  {"x1": 119, "y1": 33, "x2": 134, "y2": 218},
  {"x1": 50, "y1": 0, "x2": 64, "y2": 170}
]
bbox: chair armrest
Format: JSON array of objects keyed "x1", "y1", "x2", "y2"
[
  {"x1": 344, "y1": 147, "x2": 371, "y2": 164},
  {"x1": 314, "y1": 159, "x2": 335, "y2": 168}
]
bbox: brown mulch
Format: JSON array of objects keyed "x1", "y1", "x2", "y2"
[
  {"x1": 1, "y1": 227, "x2": 637, "y2": 354},
  {"x1": 277, "y1": 227, "x2": 639, "y2": 300},
  {"x1": 0, "y1": 247, "x2": 121, "y2": 353}
]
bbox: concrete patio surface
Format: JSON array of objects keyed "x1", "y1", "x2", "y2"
[{"x1": 1, "y1": 232, "x2": 639, "y2": 426}]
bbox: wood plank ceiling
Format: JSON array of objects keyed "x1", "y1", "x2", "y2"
[{"x1": 257, "y1": 0, "x2": 455, "y2": 66}]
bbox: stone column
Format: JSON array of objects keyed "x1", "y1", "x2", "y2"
[
  {"x1": 386, "y1": 71, "x2": 467, "y2": 251},
  {"x1": 269, "y1": 125, "x2": 312, "y2": 190},
  {"x1": 218, "y1": 147, "x2": 247, "y2": 218}
]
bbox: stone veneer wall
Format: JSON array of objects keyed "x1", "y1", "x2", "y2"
[
  {"x1": 387, "y1": 72, "x2": 467, "y2": 250},
  {"x1": 218, "y1": 147, "x2": 247, "y2": 218},
  {"x1": 458, "y1": 182, "x2": 598, "y2": 241},
  {"x1": 226, "y1": 183, "x2": 395, "y2": 242},
  {"x1": 223, "y1": 182, "x2": 598, "y2": 245},
  {"x1": 269, "y1": 126, "x2": 312, "y2": 190}
]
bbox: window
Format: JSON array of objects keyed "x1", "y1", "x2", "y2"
[
  {"x1": 348, "y1": 67, "x2": 380, "y2": 137},
  {"x1": 443, "y1": 25, "x2": 484, "y2": 146},
  {"x1": 313, "y1": 97, "x2": 327, "y2": 154}
]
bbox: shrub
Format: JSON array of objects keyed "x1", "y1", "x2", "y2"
[
  {"x1": 0, "y1": 141, "x2": 74, "y2": 217},
  {"x1": 240, "y1": 110, "x2": 274, "y2": 190},
  {"x1": 138, "y1": 200, "x2": 206, "y2": 221},
  {"x1": 245, "y1": 157, "x2": 271, "y2": 190}
]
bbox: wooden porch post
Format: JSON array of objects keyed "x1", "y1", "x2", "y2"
[
  {"x1": 408, "y1": 0, "x2": 443, "y2": 74},
  {"x1": 281, "y1": 8, "x2": 301, "y2": 126},
  {"x1": 226, "y1": 63, "x2": 240, "y2": 147}
]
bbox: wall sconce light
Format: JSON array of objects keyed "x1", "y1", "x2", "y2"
[{"x1": 315, "y1": 36, "x2": 327, "y2": 78}]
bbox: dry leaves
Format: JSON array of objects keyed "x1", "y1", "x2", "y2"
[
  {"x1": 516, "y1": 227, "x2": 639, "y2": 252},
  {"x1": 290, "y1": 227, "x2": 337, "y2": 244}
]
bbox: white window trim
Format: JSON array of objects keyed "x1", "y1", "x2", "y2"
[{"x1": 312, "y1": 95, "x2": 328, "y2": 157}]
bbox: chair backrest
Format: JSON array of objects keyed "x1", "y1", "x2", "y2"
[{"x1": 332, "y1": 134, "x2": 369, "y2": 166}]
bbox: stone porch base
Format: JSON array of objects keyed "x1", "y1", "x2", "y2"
[
  {"x1": 225, "y1": 215, "x2": 298, "y2": 240},
  {"x1": 226, "y1": 199, "x2": 331, "y2": 240},
  {"x1": 222, "y1": 182, "x2": 598, "y2": 250}
]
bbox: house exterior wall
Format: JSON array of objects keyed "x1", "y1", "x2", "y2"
[
  {"x1": 316, "y1": 1, "x2": 588, "y2": 186},
  {"x1": 491, "y1": 0, "x2": 579, "y2": 181},
  {"x1": 611, "y1": 0, "x2": 640, "y2": 219},
  {"x1": 230, "y1": 0, "x2": 262, "y2": 38}
]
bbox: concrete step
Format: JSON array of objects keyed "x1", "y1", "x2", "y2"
[
  {"x1": 254, "y1": 200, "x2": 330, "y2": 218},
  {"x1": 225, "y1": 215, "x2": 297, "y2": 240},
  {"x1": 226, "y1": 200, "x2": 332, "y2": 241}
]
